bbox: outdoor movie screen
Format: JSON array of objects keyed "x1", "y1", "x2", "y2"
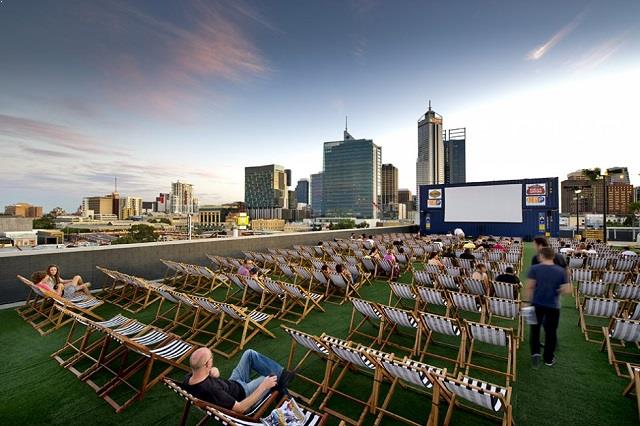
[{"x1": 444, "y1": 184, "x2": 523, "y2": 223}]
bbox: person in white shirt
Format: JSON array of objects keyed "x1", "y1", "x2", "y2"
[
  {"x1": 585, "y1": 244, "x2": 598, "y2": 255},
  {"x1": 454, "y1": 228, "x2": 465, "y2": 239},
  {"x1": 558, "y1": 241, "x2": 574, "y2": 255},
  {"x1": 620, "y1": 246, "x2": 637, "y2": 256}
]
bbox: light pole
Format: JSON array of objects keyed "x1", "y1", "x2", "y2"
[
  {"x1": 574, "y1": 189, "x2": 582, "y2": 237},
  {"x1": 602, "y1": 171, "x2": 608, "y2": 243}
]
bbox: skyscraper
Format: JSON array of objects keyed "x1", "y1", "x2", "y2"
[
  {"x1": 606, "y1": 167, "x2": 630, "y2": 184},
  {"x1": 310, "y1": 172, "x2": 324, "y2": 217},
  {"x1": 381, "y1": 164, "x2": 398, "y2": 218},
  {"x1": 323, "y1": 128, "x2": 381, "y2": 219},
  {"x1": 244, "y1": 164, "x2": 288, "y2": 218},
  {"x1": 417, "y1": 101, "x2": 444, "y2": 211},
  {"x1": 120, "y1": 196, "x2": 143, "y2": 219},
  {"x1": 444, "y1": 127, "x2": 466, "y2": 184},
  {"x1": 171, "y1": 181, "x2": 197, "y2": 214},
  {"x1": 295, "y1": 178, "x2": 309, "y2": 205}
]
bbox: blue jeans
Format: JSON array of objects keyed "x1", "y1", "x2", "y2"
[{"x1": 229, "y1": 349, "x2": 283, "y2": 397}]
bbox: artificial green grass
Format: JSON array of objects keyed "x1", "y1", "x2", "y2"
[{"x1": 0, "y1": 243, "x2": 637, "y2": 425}]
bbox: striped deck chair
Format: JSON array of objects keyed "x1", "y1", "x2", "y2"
[
  {"x1": 83, "y1": 328, "x2": 194, "y2": 412},
  {"x1": 603, "y1": 271, "x2": 628, "y2": 285},
  {"x1": 319, "y1": 342, "x2": 392, "y2": 425},
  {"x1": 311, "y1": 269, "x2": 331, "y2": 293},
  {"x1": 572, "y1": 268, "x2": 593, "y2": 283},
  {"x1": 416, "y1": 286, "x2": 451, "y2": 317},
  {"x1": 485, "y1": 297, "x2": 523, "y2": 346},
  {"x1": 379, "y1": 304, "x2": 421, "y2": 355},
  {"x1": 487, "y1": 252, "x2": 503, "y2": 263},
  {"x1": 601, "y1": 318, "x2": 640, "y2": 377},
  {"x1": 361, "y1": 257, "x2": 379, "y2": 278},
  {"x1": 436, "y1": 274, "x2": 460, "y2": 291},
  {"x1": 224, "y1": 273, "x2": 248, "y2": 304},
  {"x1": 568, "y1": 256, "x2": 585, "y2": 269},
  {"x1": 396, "y1": 252, "x2": 413, "y2": 273},
  {"x1": 491, "y1": 281, "x2": 520, "y2": 301},
  {"x1": 149, "y1": 286, "x2": 193, "y2": 332},
  {"x1": 243, "y1": 276, "x2": 277, "y2": 309},
  {"x1": 464, "y1": 321, "x2": 516, "y2": 386},
  {"x1": 160, "y1": 259, "x2": 185, "y2": 287},
  {"x1": 462, "y1": 278, "x2": 487, "y2": 297},
  {"x1": 623, "y1": 363, "x2": 640, "y2": 421},
  {"x1": 122, "y1": 276, "x2": 164, "y2": 314},
  {"x1": 457, "y1": 258, "x2": 474, "y2": 271},
  {"x1": 450, "y1": 292, "x2": 485, "y2": 323},
  {"x1": 326, "y1": 272, "x2": 361, "y2": 304},
  {"x1": 278, "y1": 282, "x2": 325, "y2": 324},
  {"x1": 388, "y1": 281, "x2": 417, "y2": 309},
  {"x1": 187, "y1": 295, "x2": 225, "y2": 346},
  {"x1": 211, "y1": 303, "x2": 276, "y2": 359},
  {"x1": 204, "y1": 397, "x2": 327, "y2": 426},
  {"x1": 445, "y1": 267, "x2": 463, "y2": 278},
  {"x1": 424, "y1": 264, "x2": 442, "y2": 275},
  {"x1": 183, "y1": 264, "x2": 223, "y2": 295},
  {"x1": 293, "y1": 266, "x2": 314, "y2": 288},
  {"x1": 95, "y1": 266, "x2": 131, "y2": 304},
  {"x1": 261, "y1": 278, "x2": 287, "y2": 315},
  {"x1": 281, "y1": 326, "x2": 332, "y2": 404},
  {"x1": 588, "y1": 257, "x2": 609, "y2": 272},
  {"x1": 430, "y1": 374, "x2": 513, "y2": 426},
  {"x1": 615, "y1": 258, "x2": 636, "y2": 272},
  {"x1": 418, "y1": 312, "x2": 466, "y2": 375},
  {"x1": 15, "y1": 275, "x2": 58, "y2": 334},
  {"x1": 348, "y1": 297, "x2": 384, "y2": 344},
  {"x1": 375, "y1": 356, "x2": 447, "y2": 426},
  {"x1": 347, "y1": 263, "x2": 371, "y2": 288},
  {"x1": 277, "y1": 262, "x2": 297, "y2": 282},
  {"x1": 578, "y1": 297, "x2": 622, "y2": 342},
  {"x1": 412, "y1": 270, "x2": 433, "y2": 287},
  {"x1": 575, "y1": 280, "x2": 609, "y2": 308},
  {"x1": 627, "y1": 303, "x2": 640, "y2": 321}
]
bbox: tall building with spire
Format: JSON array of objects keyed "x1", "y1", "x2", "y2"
[{"x1": 416, "y1": 101, "x2": 444, "y2": 212}]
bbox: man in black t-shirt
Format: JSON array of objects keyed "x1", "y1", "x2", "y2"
[
  {"x1": 495, "y1": 267, "x2": 521, "y2": 284},
  {"x1": 181, "y1": 348, "x2": 295, "y2": 413},
  {"x1": 531, "y1": 237, "x2": 567, "y2": 272}
]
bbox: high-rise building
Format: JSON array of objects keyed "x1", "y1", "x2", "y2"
[
  {"x1": 417, "y1": 101, "x2": 444, "y2": 211},
  {"x1": 295, "y1": 178, "x2": 310, "y2": 205},
  {"x1": 171, "y1": 181, "x2": 197, "y2": 214},
  {"x1": 444, "y1": 127, "x2": 466, "y2": 184},
  {"x1": 635, "y1": 187, "x2": 640, "y2": 202},
  {"x1": 245, "y1": 164, "x2": 289, "y2": 219},
  {"x1": 310, "y1": 172, "x2": 324, "y2": 217},
  {"x1": 323, "y1": 128, "x2": 381, "y2": 219},
  {"x1": 381, "y1": 164, "x2": 398, "y2": 219},
  {"x1": 608, "y1": 183, "x2": 634, "y2": 215},
  {"x1": 120, "y1": 196, "x2": 143, "y2": 219},
  {"x1": 4, "y1": 203, "x2": 43, "y2": 218},
  {"x1": 607, "y1": 167, "x2": 630, "y2": 184},
  {"x1": 561, "y1": 171, "x2": 603, "y2": 215},
  {"x1": 398, "y1": 189, "x2": 412, "y2": 204},
  {"x1": 155, "y1": 193, "x2": 171, "y2": 213},
  {"x1": 287, "y1": 190, "x2": 297, "y2": 210},
  {"x1": 85, "y1": 195, "x2": 115, "y2": 216}
]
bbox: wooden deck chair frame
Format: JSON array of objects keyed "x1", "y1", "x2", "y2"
[
  {"x1": 415, "y1": 286, "x2": 451, "y2": 317},
  {"x1": 326, "y1": 272, "x2": 361, "y2": 304},
  {"x1": 463, "y1": 320, "x2": 516, "y2": 386},
  {"x1": 15, "y1": 275, "x2": 59, "y2": 334},
  {"x1": 211, "y1": 303, "x2": 275, "y2": 359},
  {"x1": 281, "y1": 325, "x2": 333, "y2": 405},
  {"x1": 186, "y1": 295, "x2": 228, "y2": 346},
  {"x1": 348, "y1": 297, "x2": 385, "y2": 345},
  {"x1": 578, "y1": 297, "x2": 621, "y2": 342},
  {"x1": 374, "y1": 356, "x2": 447, "y2": 426},
  {"x1": 278, "y1": 281, "x2": 325, "y2": 324},
  {"x1": 623, "y1": 363, "x2": 640, "y2": 421},
  {"x1": 418, "y1": 312, "x2": 466, "y2": 376},
  {"x1": 160, "y1": 259, "x2": 185, "y2": 287},
  {"x1": 430, "y1": 373, "x2": 513, "y2": 426},
  {"x1": 379, "y1": 304, "x2": 421, "y2": 356},
  {"x1": 42, "y1": 288, "x2": 104, "y2": 335},
  {"x1": 601, "y1": 318, "x2": 640, "y2": 377},
  {"x1": 122, "y1": 277, "x2": 163, "y2": 314},
  {"x1": 388, "y1": 281, "x2": 417, "y2": 309},
  {"x1": 150, "y1": 287, "x2": 195, "y2": 333},
  {"x1": 95, "y1": 266, "x2": 132, "y2": 304},
  {"x1": 485, "y1": 297, "x2": 523, "y2": 347}
]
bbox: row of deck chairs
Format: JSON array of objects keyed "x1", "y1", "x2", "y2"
[
  {"x1": 572, "y1": 269, "x2": 640, "y2": 288},
  {"x1": 160, "y1": 259, "x2": 228, "y2": 295},
  {"x1": 16, "y1": 274, "x2": 104, "y2": 335},
  {"x1": 281, "y1": 325, "x2": 514, "y2": 426},
  {"x1": 412, "y1": 271, "x2": 522, "y2": 298},
  {"x1": 565, "y1": 255, "x2": 639, "y2": 272},
  {"x1": 97, "y1": 266, "x2": 165, "y2": 313},
  {"x1": 575, "y1": 278, "x2": 640, "y2": 309},
  {"x1": 50, "y1": 305, "x2": 194, "y2": 412}
]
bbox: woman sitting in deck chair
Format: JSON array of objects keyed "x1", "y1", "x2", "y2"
[
  {"x1": 36, "y1": 264, "x2": 91, "y2": 298},
  {"x1": 32, "y1": 271, "x2": 63, "y2": 296}
]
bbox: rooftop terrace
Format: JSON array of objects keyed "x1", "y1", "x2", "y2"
[{"x1": 0, "y1": 233, "x2": 638, "y2": 425}]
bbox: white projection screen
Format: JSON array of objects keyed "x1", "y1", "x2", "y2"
[{"x1": 444, "y1": 184, "x2": 523, "y2": 223}]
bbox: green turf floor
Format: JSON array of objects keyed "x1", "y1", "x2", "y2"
[{"x1": 0, "y1": 243, "x2": 637, "y2": 425}]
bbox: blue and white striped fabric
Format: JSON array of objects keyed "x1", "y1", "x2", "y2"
[
  {"x1": 578, "y1": 281, "x2": 607, "y2": 297},
  {"x1": 463, "y1": 278, "x2": 485, "y2": 296},
  {"x1": 390, "y1": 282, "x2": 416, "y2": 300},
  {"x1": 602, "y1": 271, "x2": 627, "y2": 285},
  {"x1": 381, "y1": 305, "x2": 418, "y2": 329},
  {"x1": 113, "y1": 320, "x2": 146, "y2": 336},
  {"x1": 572, "y1": 269, "x2": 592, "y2": 282},
  {"x1": 437, "y1": 275, "x2": 458, "y2": 291},
  {"x1": 262, "y1": 278, "x2": 285, "y2": 296},
  {"x1": 413, "y1": 271, "x2": 433, "y2": 286},
  {"x1": 492, "y1": 281, "x2": 518, "y2": 300},
  {"x1": 487, "y1": 297, "x2": 519, "y2": 319},
  {"x1": 191, "y1": 296, "x2": 223, "y2": 316}
]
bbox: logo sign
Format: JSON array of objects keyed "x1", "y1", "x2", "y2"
[
  {"x1": 427, "y1": 199, "x2": 442, "y2": 208},
  {"x1": 525, "y1": 183, "x2": 546, "y2": 196},
  {"x1": 538, "y1": 212, "x2": 546, "y2": 231},
  {"x1": 428, "y1": 189, "x2": 442, "y2": 200},
  {"x1": 526, "y1": 196, "x2": 546, "y2": 206},
  {"x1": 425, "y1": 214, "x2": 431, "y2": 229}
]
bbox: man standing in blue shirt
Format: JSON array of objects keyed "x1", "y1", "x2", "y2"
[{"x1": 526, "y1": 247, "x2": 571, "y2": 368}]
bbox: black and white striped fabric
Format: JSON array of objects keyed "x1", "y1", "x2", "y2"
[
  {"x1": 613, "y1": 284, "x2": 640, "y2": 301},
  {"x1": 205, "y1": 402, "x2": 324, "y2": 426},
  {"x1": 244, "y1": 278, "x2": 265, "y2": 294},
  {"x1": 568, "y1": 257, "x2": 584, "y2": 269},
  {"x1": 420, "y1": 313, "x2": 461, "y2": 336},
  {"x1": 155, "y1": 288, "x2": 180, "y2": 304},
  {"x1": 248, "y1": 310, "x2": 271, "y2": 323},
  {"x1": 629, "y1": 304, "x2": 640, "y2": 321},
  {"x1": 457, "y1": 258, "x2": 473, "y2": 271},
  {"x1": 351, "y1": 298, "x2": 383, "y2": 321},
  {"x1": 583, "y1": 297, "x2": 620, "y2": 318},
  {"x1": 441, "y1": 376, "x2": 507, "y2": 412},
  {"x1": 413, "y1": 271, "x2": 433, "y2": 286},
  {"x1": 610, "y1": 319, "x2": 640, "y2": 342},
  {"x1": 437, "y1": 275, "x2": 459, "y2": 291},
  {"x1": 66, "y1": 296, "x2": 103, "y2": 309},
  {"x1": 282, "y1": 327, "x2": 329, "y2": 355},
  {"x1": 578, "y1": 281, "x2": 608, "y2": 297},
  {"x1": 417, "y1": 287, "x2": 447, "y2": 307},
  {"x1": 262, "y1": 278, "x2": 285, "y2": 296},
  {"x1": 171, "y1": 290, "x2": 197, "y2": 307},
  {"x1": 588, "y1": 257, "x2": 608, "y2": 270},
  {"x1": 390, "y1": 282, "x2": 416, "y2": 300},
  {"x1": 329, "y1": 273, "x2": 348, "y2": 289},
  {"x1": 462, "y1": 278, "x2": 485, "y2": 296},
  {"x1": 381, "y1": 305, "x2": 418, "y2": 329},
  {"x1": 329, "y1": 343, "x2": 375, "y2": 370},
  {"x1": 614, "y1": 258, "x2": 635, "y2": 272},
  {"x1": 96, "y1": 314, "x2": 131, "y2": 329},
  {"x1": 451, "y1": 293, "x2": 481, "y2": 313},
  {"x1": 278, "y1": 264, "x2": 296, "y2": 280},
  {"x1": 424, "y1": 264, "x2": 441, "y2": 275},
  {"x1": 488, "y1": 252, "x2": 503, "y2": 262},
  {"x1": 113, "y1": 320, "x2": 146, "y2": 336},
  {"x1": 602, "y1": 271, "x2": 627, "y2": 285},
  {"x1": 572, "y1": 269, "x2": 592, "y2": 282},
  {"x1": 150, "y1": 339, "x2": 192, "y2": 360},
  {"x1": 191, "y1": 296, "x2": 223, "y2": 316},
  {"x1": 467, "y1": 322, "x2": 508, "y2": 346},
  {"x1": 378, "y1": 259, "x2": 393, "y2": 274},
  {"x1": 227, "y1": 274, "x2": 246, "y2": 291},
  {"x1": 492, "y1": 281, "x2": 518, "y2": 300},
  {"x1": 487, "y1": 297, "x2": 519, "y2": 319},
  {"x1": 321, "y1": 334, "x2": 348, "y2": 347},
  {"x1": 361, "y1": 258, "x2": 377, "y2": 273},
  {"x1": 131, "y1": 329, "x2": 167, "y2": 346},
  {"x1": 445, "y1": 267, "x2": 461, "y2": 277},
  {"x1": 294, "y1": 266, "x2": 313, "y2": 281},
  {"x1": 380, "y1": 358, "x2": 442, "y2": 389}
]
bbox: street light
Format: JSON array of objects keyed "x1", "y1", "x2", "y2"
[
  {"x1": 602, "y1": 170, "x2": 608, "y2": 244},
  {"x1": 574, "y1": 189, "x2": 582, "y2": 237}
]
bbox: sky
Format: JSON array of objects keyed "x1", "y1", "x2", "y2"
[{"x1": 1, "y1": 0, "x2": 639, "y2": 211}]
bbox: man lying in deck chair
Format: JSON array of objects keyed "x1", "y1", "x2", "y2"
[{"x1": 181, "y1": 347, "x2": 297, "y2": 414}]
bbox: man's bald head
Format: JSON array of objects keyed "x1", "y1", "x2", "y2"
[{"x1": 190, "y1": 347, "x2": 212, "y2": 371}]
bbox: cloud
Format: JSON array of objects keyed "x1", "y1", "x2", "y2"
[{"x1": 526, "y1": 8, "x2": 588, "y2": 61}]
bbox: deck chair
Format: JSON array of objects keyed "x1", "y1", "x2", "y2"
[
  {"x1": 588, "y1": 257, "x2": 609, "y2": 272},
  {"x1": 575, "y1": 280, "x2": 608, "y2": 308},
  {"x1": 150, "y1": 287, "x2": 196, "y2": 334},
  {"x1": 162, "y1": 377, "x2": 282, "y2": 426},
  {"x1": 211, "y1": 302, "x2": 275, "y2": 359},
  {"x1": 485, "y1": 297, "x2": 523, "y2": 346},
  {"x1": 187, "y1": 295, "x2": 226, "y2": 346},
  {"x1": 462, "y1": 278, "x2": 487, "y2": 297},
  {"x1": 375, "y1": 356, "x2": 446, "y2": 426},
  {"x1": 261, "y1": 278, "x2": 288, "y2": 316},
  {"x1": 430, "y1": 373, "x2": 513, "y2": 426},
  {"x1": 568, "y1": 256, "x2": 585, "y2": 269},
  {"x1": 436, "y1": 274, "x2": 459, "y2": 292},
  {"x1": 623, "y1": 363, "x2": 640, "y2": 421},
  {"x1": 15, "y1": 275, "x2": 57, "y2": 334},
  {"x1": 204, "y1": 397, "x2": 327, "y2": 426},
  {"x1": 388, "y1": 281, "x2": 417, "y2": 309},
  {"x1": 615, "y1": 258, "x2": 636, "y2": 272},
  {"x1": 348, "y1": 297, "x2": 385, "y2": 345},
  {"x1": 491, "y1": 281, "x2": 520, "y2": 301},
  {"x1": 571, "y1": 268, "x2": 593, "y2": 284},
  {"x1": 450, "y1": 292, "x2": 485, "y2": 323},
  {"x1": 347, "y1": 263, "x2": 372, "y2": 288},
  {"x1": 277, "y1": 262, "x2": 297, "y2": 282},
  {"x1": 293, "y1": 266, "x2": 314, "y2": 288},
  {"x1": 377, "y1": 259, "x2": 397, "y2": 282},
  {"x1": 320, "y1": 342, "x2": 392, "y2": 425},
  {"x1": 464, "y1": 321, "x2": 516, "y2": 386},
  {"x1": 613, "y1": 284, "x2": 640, "y2": 303},
  {"x1": 243, "y1": 276, "x2": 279, "y2": 310},
  {"x1": 278, "y1": 281, "x2": 325, "y2": 324},
  {"x1": 281, "y1": 326, "x2": 332, "y2": 405},
  {"x1": 118, "y1": 275, "x2": 165, "y2": 313},
  {"x1": 183, "y1": 264, "x2": 224, "y2": 295},
  {"x1": 95, "y1": 266, "x2": 132, "y2": 304},
  {"x1": 379, "y1": 304, "x2": 421, "y2": 355},
  {"x1": 413, "y1": 270, "x2": 434, "y2": 287},
  {"x1": 603, "y1": 271, "x2": 629, "y2": 285},
  {"x1": 424, "y1": 264, "x2": 442, "y2": 275},
  {"x1": 326, "y1": 272, "x2": 361, "y2": 304},
  {"x1": 361, "y1": 257, "x2": 379, "y2": 278},
  {"x1": 416, "y1": 286, "x2": 451, "y2": 317},
  {"x1": 418, "y1": 312, "x2": 466, "y2": 375},
  {"x1": 160, "y1": 259, "x2": 187, "y2": 287},
  {"x1": 578, "y1": 297, "x2": 621, "y2": 342},
  {"x1": 601, "y1": 318, "x2": 640, "y2": 377}
]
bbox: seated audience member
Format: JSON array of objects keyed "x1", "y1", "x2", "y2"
[
  {"x1": 441, "y1": 247, "x2": 456, "y2": 258},
  {"x1": 472, "y1": 263, "x2": 490, "y2": 293},
  {"x1": 459, "y1": 248, "x2": 476, "y2": 261},
  {"x1": 493, "y1": 241, "x2": 507, "y2": 252},
  {"x1": 238, "y1": 260, "x2": 252, "y2": 277},
  {"x1": 427, "y1": 252, "x2": 445, "y2": 270},
  {"x1": 39, "y1": 264, "x2": 90, "y2": 297},
  {"x1": 368, "y1": 246, "x2": 382, "y2": 260},
  {"x1": 350, "y1": 233, "x2": 356, "y2": 240},
  {"x1": 383, "y1": 250, "x2": 400, "y2": 278},
  {"x1": 495, "y1": 266, "x2": 521, "y2": 284},
  {"x1": 320, "y1": 264, "x2": 331, "y2": 281},
  {"x1": 454, "y1": 227, "x2": 465, "y2": 240},
  {"x1": 462, "y1": 240, "x2": 476, "y2": 250},
  {"x1": 620, "y1": 246, "x2": 637, "y2": 256},
  {"x1": 366, "y1": 235, "x2": 376, "y2": 246},
  {"x1": 33, "y1": 271, "x2": 63, "y2": 296},
  {"x1": 182, "y1": 348, "x2": 295, "y2": 414},
  {"x1": 249, "y1": 266, "x2": 262, "y2": 281},
  {"x1": 335, "y1": 263, "x2": 353, "y2": 283},
  {"x1": 559, "y1": 241, "x2": 574, "y2": 255},
  {"x1": 532, "y1": 237, "x2": 567, "y2": 269},
  {"x1": 585, "y1": 244, "x2": 598, "y2": 255}
]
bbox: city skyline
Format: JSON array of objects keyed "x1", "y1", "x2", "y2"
[{"x1": 1, "y1": 0, "x2": 639, "y2": 210}]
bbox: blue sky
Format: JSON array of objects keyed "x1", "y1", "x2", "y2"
[{"x1": 1, "y1": 0, "x2": 639, "y2": 211}]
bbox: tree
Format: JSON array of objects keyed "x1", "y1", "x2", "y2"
[
  {"x1": 112, "y1": 224, "x2": 158, "y2": 245},
  {"x1": 33, "y1": 215, "x2": 55, "y2": 229},
  {"x1": 581, "y1": 168, "x2": 602, "y2": 213},
  {"x1": 629, "y1": 202, "x2": 640, "y2": 227}
]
